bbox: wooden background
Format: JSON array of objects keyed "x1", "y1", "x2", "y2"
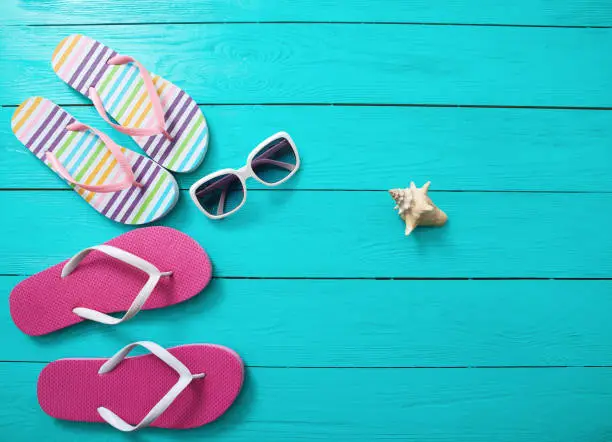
[{"x1": 2, "y1": 1, "x2": 612, "y2": 440}]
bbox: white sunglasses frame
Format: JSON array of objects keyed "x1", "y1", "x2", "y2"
[{"x1": 189, "y1": 131, "x2": 301, "y2": 219}]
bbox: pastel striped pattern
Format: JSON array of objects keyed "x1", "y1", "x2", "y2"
[
  {"x1": 51, "y1": 34, "x2": 209, "y2": 173},
  {"x1": 11, "y1": 97, "x2": 179, "y2": 225}
]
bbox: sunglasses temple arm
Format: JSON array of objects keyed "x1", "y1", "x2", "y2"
[
  {"x1": 195, "y1": 174, "x2": 237, "y2": 197},
  {"x1": 251, "y1": 158, "x2": 295, "y2": 172},
  {"x1": 254, "y1": 138, "x2": 292, "y2": 161},
  {"x1": 217, "y1": 187, "x2": 228, "y2": 216}
]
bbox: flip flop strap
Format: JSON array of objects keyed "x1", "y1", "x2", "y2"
[
  {"x1": 46, "y1": 122, "x2": 142, "y2": 193},
  {"x1": 62, "y1": 244, "x2": 173, "y2": 325},
  {"x1": 97, "y1": 341, "x2": 205, "y2": 432},
  {"x1": 89, "y1": 55, "x2": 173, "y2": 141}
]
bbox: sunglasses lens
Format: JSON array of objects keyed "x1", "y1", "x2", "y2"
[
  {"x1": 251, "y1": 136, "x2": 298, "y2": 184},
  {"x1": 194, "y1": 173, "x2": 245, "y2": 217}
]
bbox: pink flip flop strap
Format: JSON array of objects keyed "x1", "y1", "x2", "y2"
[
  {"x1": 46, "y1": 122, "x2": 143, "y2": 193},
  {"x1": 89, "y1": 55, "x2": 173, "y2": 141}
]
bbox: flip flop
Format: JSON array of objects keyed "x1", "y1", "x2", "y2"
[
  {"x1": 51, "y1": 34, "x2": 209, "y2": 173},
  {"x1": 11, "y1": 97, "x2": 179, "y2": 225},
  {"x1": 9, "y1": 227, "x2": 212, "y2": 336},
  {"x1": 38, "y1": 341, "x2": 244, "y2": 431}
]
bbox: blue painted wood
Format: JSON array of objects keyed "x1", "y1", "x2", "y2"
[
  {"x1": 1, "y1": 190, "x2": 610, "y2": 278},
  {"x1": 3, "y1": 363, "x2": 612, "y2": 441},
  {"x1": 4, "y1": 0, "x2": 612, "y2": 26},
  {"x1": 1, "y1": 1, "x2": 611, "y2": 439},
  {"x1": 3, "y1": 105, "x2": 612, "y2": 192},
  {"x1": 3, "y1": 276, "x2": 612, "y2": 367},
  {"x1": 2, "y1": 25, "x2": 612, "y2": 106}
]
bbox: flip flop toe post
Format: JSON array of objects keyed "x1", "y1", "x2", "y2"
[{"x1": 9, "y1": 227, "x2": 212, "y2": 336}]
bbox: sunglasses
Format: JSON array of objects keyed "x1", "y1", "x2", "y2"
[{"x1": 189, "y1": 132, "x2": 300, "y2": 219}]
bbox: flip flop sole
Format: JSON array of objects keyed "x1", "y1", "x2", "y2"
[
  {"x1": 52, "y1": 34, "x2": 209, "y2": 173},
  {"x1": 10, "y1": 227, "x2": 212, "y2": 336},
  {"x1": 11, "y1": 97, "x2": 179, "y2": 225},
  {"x1": 38, "y1": 344, "x2": 243, "y2": 429}
]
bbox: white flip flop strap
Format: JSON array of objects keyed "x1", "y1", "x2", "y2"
[
  {"x1": 97, "y1": 341, "x2": 205, "y2": 432},
  {"x1": 62, "y1": 244, "x2": 173, "y2": 325}
]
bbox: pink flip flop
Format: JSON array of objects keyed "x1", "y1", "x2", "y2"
[
  {"x1": 10, "y1": 227, "x2": 212, "y2": 336},
  {"x1": 38, "y1": 341, "x2": 244, "y2": 431}
]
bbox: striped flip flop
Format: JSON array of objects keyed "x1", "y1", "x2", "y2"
[
  {"x1": 11, "y1": 97, "x2": 179, "y2": 225},
  {"x1": 51, "y1": 34, "x2": 209, "y2": 173}
]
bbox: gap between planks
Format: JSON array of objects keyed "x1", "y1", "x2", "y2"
[
  {"x1": 2, "y1": 189, "x2": 611, "y2": 194},
  {"x1": 1, "y1": 274, "x2": 610, "y2": 281},
  {"x1": 15, "y1": 21, "x2": 612, "y2": 29},
  {"x1": 2, "y1": 361, "x2": 612, "y2": 369},
  {"x1": 4, "y1": 103, "x2": 612, "y2": 111}
]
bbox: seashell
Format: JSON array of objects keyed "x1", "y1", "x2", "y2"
[{"x1": 389, "y1": 181, "x2": 448, "y2": 236}]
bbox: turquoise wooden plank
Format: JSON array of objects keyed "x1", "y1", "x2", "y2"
[
  {"x1": 3, "y1": 276, "x2": 612, "y2": 367},
  {"x1": 4, "y1": 0, "x2": 612, "y2": 26},
  {"x1": 3, "y1": 105, "x2": 612, "y2": 192},
  {"x1": 3, "y1": 363, "x2": 612, "y2": 441},
  {"x1": 1, "y1": 190, "x2": 611, "y2": 278},
  {"x1": 2, "y1": 25, "x2": 612, "y2": 107}
]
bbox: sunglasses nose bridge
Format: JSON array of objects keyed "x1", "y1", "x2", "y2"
[{"x1": 236, "y1": 165, "x2": 251, "y2": 180}]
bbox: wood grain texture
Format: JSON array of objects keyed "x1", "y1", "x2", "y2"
[
  {"x1": 2, "y1": 1, "x2": 612, "y2": 439},
  {"x1": 3, "y1": 276, "x2": 612, "y2": 367},
  {"x1": 4, "y1": 0, "x2": 612, "y2": 26},
  {"x1": 2, "y1": 25, "x2": 612, "y2": 106},
  {"x1": 3, "y1": 363, "x2": 612, "y2": 442},
  {"x1": 3, "y1": 105, "x2": 612, "y2": 192},
  {"x1": 1, "y1": 190, "x2": 611, "y2": 278}
]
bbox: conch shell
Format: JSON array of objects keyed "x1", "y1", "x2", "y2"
[{"x1": 389, "y1": 181, "x2": 447, "y2": 236}]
